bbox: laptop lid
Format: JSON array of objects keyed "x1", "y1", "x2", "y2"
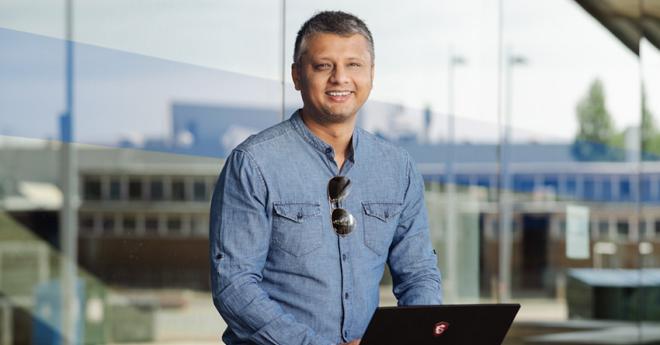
[{"x1": 360, "y1": 304, "x2": 520, "y2": 345}]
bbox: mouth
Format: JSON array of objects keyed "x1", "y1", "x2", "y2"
[{"x1": 325, "y1": 90, "x2": 354, "y2": 102}]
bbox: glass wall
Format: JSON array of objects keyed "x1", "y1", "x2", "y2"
[
  {"x1": 640, "y1": 0, "x2": 660, "y2": 342},
  {"x1": 1, "y1": 0, "x2": 657, "y2": 344}
]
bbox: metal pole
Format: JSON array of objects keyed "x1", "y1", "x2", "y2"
[
  {"x1": 498, "y1": 46, "x2": 513, "y2": 302},
  {"x1": 445, "y1": 47, "x2": 457, "y2": 302},
  {"x1": 445, "y1": 49, "x2": 466, "y2": 302},
  {"x1": 59, "y1": 0, "x2": 79, "y2": 343},
  {"x1": 494, "y1": 0, "x2": 508, "y2": 303}
]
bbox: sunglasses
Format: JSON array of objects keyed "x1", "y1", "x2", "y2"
[{"x1": 328, "y1": 176, "x2": 355, "y2": 236}]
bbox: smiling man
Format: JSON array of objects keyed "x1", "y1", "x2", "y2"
[{"x1": 210, "y1": 11, "x2": 442, "y2": 345}]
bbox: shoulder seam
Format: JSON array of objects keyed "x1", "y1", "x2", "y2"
[
  {"x1": 238, "y1": 121, "x2": 293, "y2": 151},
  {"x1": 233, "y1": 149, "x2": 268, "y2": 196}
]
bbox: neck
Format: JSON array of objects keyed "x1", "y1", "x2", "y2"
[{"x1": 299, "y1": 109, "x2": 355, "y2": 157}]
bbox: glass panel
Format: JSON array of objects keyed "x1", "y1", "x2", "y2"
[
  {"x1": 640, "y1": 1, "x2": 660, "y2": 339},
  {"x1": 501, "y1": 0, "x2": 642, "y2": 343},
  {"x1": 2, "y1": 0, "x2": 651, "y2": 343},
  {"x1": 2, "y1": 1, "x2": 284, "y2": 341}
]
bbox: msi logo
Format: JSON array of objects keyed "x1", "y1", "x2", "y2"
[{"x1": 433, "y1": 321, "x2": 449, "y2": 337}]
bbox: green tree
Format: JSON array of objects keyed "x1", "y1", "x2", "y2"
[
  {"x1": 572, "y1": 79, "x2": 619, "y2": 160},
  {"x1": 641, "y1": 87, "x2": 660, "y2": 159}
]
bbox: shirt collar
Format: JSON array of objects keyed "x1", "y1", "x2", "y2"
[{"x1": 289, "y1": 109, "x2": 359, "y2": 163}]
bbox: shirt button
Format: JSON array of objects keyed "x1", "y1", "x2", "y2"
[
  {"x1": 344, "y1": 292, "x2": 349, "y2": 300},
  {"x1": 325, "y1": 148, "x2": 332, "y2": 154},
  {"x1": 342, "y1": 254, "x2": 347, "y2": 261},
  {"x1": 344, "y1": 330, "x2": 348, "y2": 338}
]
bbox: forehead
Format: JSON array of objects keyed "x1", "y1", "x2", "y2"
[{"x1": 302, "y1": 33, "x2": 372, "y2": 61}]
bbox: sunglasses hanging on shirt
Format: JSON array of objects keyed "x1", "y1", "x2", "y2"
[{"x1": 327, "y1": 176, "x2": 355, "y2": 236}]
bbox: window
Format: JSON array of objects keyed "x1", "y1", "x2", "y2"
[
  {"x1": 83, "y1": 176, "x2": 102, "y2": 201},
  {"x1": 513, "y1": 174, "x2": 535, "y2": 193},
  {"x1": 456, "y1": 174, "x2": 471, "y2": 187},
  {"x1": 619, "y1": 177, "x2": 631, "y2": 201},
  {"x1": 599, "y1": 220, "x2": 610, "y2": 239},
  {"x1": 123, "y1": 215, "x2": 137, "y2": 235},
  {"x1": 639, "y1": 220, "x2": 649, "y2": 239},
  {"x1": 600, "y1": 178, "x2": 612, "y2": 201},
  {"x1": 109, "y1": 177, "x2": 121, "y2": 200},
  {"x1": 79, "y1": 214, "x2": 95, "y2": 234},
  {"x1": 102, "y1": 215, "x2": 115, "y2": 236},
  {"x1": 476, "y1": 175, "x2": 491, "y2": 189},
  {"x1": 565, "y1": 175, "x2": 577, "y2": 198},
  {"x1": 193, "y1": 179, "x2": 206, "y2": 202},
  {"x1": 150, "y1": 179, "x2": 164, "y2": 201},
  {"x1": 616, "y1": 220, "x2": 629, "y2": 241},
  {"x1": 543, "y1": 174, "x2": 558, "y2": 193},
  {"x1": 128, "y1": 177, "x2": 143, "y2": 201},
  {"x1": 583, "y1": 177, "x2": 595, "y2": 200},
  {"x1": 641, "y1": 176, "x2": 652, "y2": 202},
  {"x1": 172, "y1": 178, "x2": 186, "y2": 201},
  {"x1": 167, "y1": 216, "x2": 183, "y2": 235},
  {"x1": 145, "y1": 216, "x2": 159, "y2": 236}
]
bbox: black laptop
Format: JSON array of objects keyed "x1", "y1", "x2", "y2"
[{"x1": 360, "y1": 304, "x2": 520, "y2": 345}]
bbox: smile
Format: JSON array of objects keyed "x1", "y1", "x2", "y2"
[{"x1": 326, "y1": 91, "x2": 353, "y2": 97}]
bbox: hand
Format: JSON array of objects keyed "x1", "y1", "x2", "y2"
[{"x1": 340, "y1": 339, "x2": 361, "y2": 345}]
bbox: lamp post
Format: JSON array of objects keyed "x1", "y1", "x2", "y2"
[
  {"x1": 59, "y1": 0, "x2": 79, "y2": 343},
  {"x1": 445, "y1": 48, "x2": 466, "y2": 302},
  {"x1": 498, "y1": 46, "x2": 527, "y2": 302}
]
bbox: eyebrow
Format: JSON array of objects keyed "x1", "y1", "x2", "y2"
[{"x1": 311, "y1": 56, "x2": 367, "y2": 62}]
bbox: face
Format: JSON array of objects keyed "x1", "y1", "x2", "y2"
[{"x1": 292, "y1": 33, "x2": 374, "y2": 124}]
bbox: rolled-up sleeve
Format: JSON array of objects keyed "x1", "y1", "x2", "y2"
[
  {"x1": 387, "y1": 153, "x2": 443, "y2": 306},
  {"x1": 210, "y1": 149, "x2": 334, "y2": 345}
]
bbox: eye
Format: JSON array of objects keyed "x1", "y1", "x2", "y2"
[
  {"x1": 314, "y1": 63, "x2": 332, "y2": 70},
  {"x1": 348, "y1": 62, "x2": 362, "y2": 68}
]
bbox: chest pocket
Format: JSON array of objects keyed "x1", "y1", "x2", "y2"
[
  {"x1": 271, "y1": 202, "x2": 323, "y2": 257},
  {"x1": 362, "y1": 202, "x2": 402, "y2": 256}
]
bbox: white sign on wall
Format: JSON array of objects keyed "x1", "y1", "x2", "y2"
[{"x1": 566, "y1": 205, "x2": 590, "y2": 259}]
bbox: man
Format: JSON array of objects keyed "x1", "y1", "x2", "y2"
[{"x1": 210, "y1": 11, "x2": 441, "y2": 345}]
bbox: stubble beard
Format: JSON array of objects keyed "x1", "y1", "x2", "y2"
[{"x1": 316, "y1": 105, "x2": 357, "y2": 125}]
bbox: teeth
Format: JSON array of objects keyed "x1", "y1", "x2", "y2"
[{"x1": 327, "y1": 91, "x2": 351, "y2": 96}]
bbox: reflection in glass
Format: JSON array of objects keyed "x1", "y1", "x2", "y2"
[{"x1": 1, "y1": 0, "x2": 657, "y2": 343}]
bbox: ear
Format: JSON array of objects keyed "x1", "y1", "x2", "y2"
[{"x1": 291, "y1": 63, "x2": 301, "y2": 91}]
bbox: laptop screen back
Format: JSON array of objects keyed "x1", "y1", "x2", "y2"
[{"x1": 361, "y1": 304, "x2": 520, "y2": 345}]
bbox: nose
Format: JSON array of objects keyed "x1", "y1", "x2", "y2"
[{"x1": 330, "y1": 65, "x2": 349, "y2": 84}]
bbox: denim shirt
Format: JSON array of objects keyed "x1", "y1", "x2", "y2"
[{"x1": 210, "y1": 110, "x2": 442, "y2": 345}]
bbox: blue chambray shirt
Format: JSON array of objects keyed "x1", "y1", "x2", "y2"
[{"x1": 210, "y1": 110, "x2": 442, "y2": 345}]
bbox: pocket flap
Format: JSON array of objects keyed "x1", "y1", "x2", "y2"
[
  {"x1": 273, "y1": 203, "x2": 321, "y2": 223},
  {"x1": 362, "y1": 202, "x2": 402, "y2": 222}
]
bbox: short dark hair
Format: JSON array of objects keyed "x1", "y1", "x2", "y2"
[{"x1": 293, "y1": 11, "x2": 374, "y2": 64}]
